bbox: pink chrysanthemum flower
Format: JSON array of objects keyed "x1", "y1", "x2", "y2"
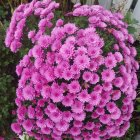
[
  {"x1": 11, "y1": 123, "x2": 21, "y2": 134},
  {"x1": 87, "y1": 47, "x2": 100, "y2": 58},
  {"x1": 106, "y1": 102, "x2": 117, "y2": 113},
  {"x1": 22, "y1": 85, "x2": 35, "y2": 100},
  {"x1": 113, "y1": 77, "x2": 124, "y2": 88},
  {"x1": 23, "y1": 119, "x2": 33, "y2": 131},
  {"x1": 76, "y1": 46, "x2": 87, "y2": 55},
  {"x1": 59, "y1": 44, "x2": 74, "y2": 59},
  {"x1": 103, "y1": 82, "x2": 112, "y2": 91},
  {"x1": 64, "y1": 23, "x2": 77, "y2": 34},
  {"x1": 56, "y1": 120, "x2": 69, "y2": 132},
  {"x1": 78, "y1": 90, "x2": 90, "y2": 103},
  {"x1": 72, "y1": 100, "x2": 84, "y2": 113},
  {"x1": 68, "y1": 80, "x2": 81, "y2": 93},
  {"x1": 50, "y1": 111, "x2": 62, "y2": 123},
  {"x1": 62, "y1": 69, "x2": 74, "y2": 80},
  {"x1": 50, "y1": 89, "x2": 64, "y2": 103},
  {"x1": 62, "y1": 111, "x2": 73, "y2": 122},
  {"x1": 101, "y1": 69, "x2": 115, "y2": 82},
  {"x1": 90, "y1": 73, "x2": 99, "y2": 84},
  {"x1": 62, "y1": 95, "x2": 74, "y2": 107},
  {"x1": 90, "y1": 92, "x2": 101, "y2": 106},
  {"x1": 105, "y1": 55, "x2": 117, "y2": 68},
  {"x1": 70, "y1": 127, "x2": 81, "y2": 136},
  {"x1": 74, "y1": 54, "x2": 90, "y2": 70},
  {"x1": 82, "y1": 71, "x2": 92, "y2": 82},
  {"x1": 99, "y1": 114, "x2": 111, "y2": 124}
]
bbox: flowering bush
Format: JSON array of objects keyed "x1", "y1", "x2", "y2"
[{"x1": 5, "y1": 0, "x2": 139, "y2": 140}]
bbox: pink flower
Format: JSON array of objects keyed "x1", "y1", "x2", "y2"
[
  {"x1": 51, "y1": 88, "x2": 64, "y2": 103},
  {"x1": 72, "y1": 100, "x2": 84, "y2": 113},
  {"x1": 28, "y1": 106, "x2": 35, "y2": 119},
  {"x1": 62, "y1": 111, "x2": 73, "y2": 122},
  {"x1": 56, "y1": 120, "x2": 69, "y2": 132},
  {"x1": 89, "y1": 61, "x2": 98, "y2": 71},
  {"x1": 87, "y1": 47, "x2": 100, "y2": 58},
  {"x1": 59, "y1": 44, "x2": 74, "y2": 59},
  {"x1": 50, "y1": 111, "x2": 62, "y2": 123},
  {"x1": 17, "y1": 106, "x2": 27, "y2": 120},
  {"x1": 64, "y1": 23, "x2": 77, "y2": 34},
  {"x1": 111, "y1": 108, "x2": 121, "y2": 120},
  {"x1": 82, "y1": 71, "x2": 92, "y2": 82},
  {"x1": 103, "y1": 82, "x2": 112, "y2": 91},
  {"x1": 41, "y1": 86, "x2": 51, "y2": 99},
  {"x1": 23, "y1": 119, "x2": 33, "y2": 131},
  {"x1": 96, "y1": 108, "x2": 105, "y2": 115},
  {"x1": 22, "y1": 85, "x2": 35, "y2": 100},
  {"x1": 78, "y1": 90, "x2": 90, "y2": 103},
  {"x1": 114, "y1": 52, "x2": 123, "y2": 62},
  {"x1": 73, "y1": 112, "x2": 86, "y2": 121},
  {"x1": 56, "y1": 19, "x2": 64, "y2": 27},
  {"x1": 76, "y1": 46, "x2": 87, "y2": 55},
  {"x1": 99, "y1": 114, "x2": 111, "y2": 124},
  {"x1": 68, "y1": 80, "x2": 81, "y2": 93},
  {"x1": 41, "y1": 127, "x2": 51, "y2": 135},
  {"x1": 106, "y1": 102, "x2": 117, "y2": 113},
  {"x1": 62, "y1": 69, "x2": 74, "y2": 80},
  {"x1": 112, "y1": 90, "x2": 121, "y2": 100},
  {"x1": 101, "y1": 69, "x2": 115, "y2": 82},
  {"x1": 62, "y1": 95, "x2": 74, "y2": 107},
  {"x1": 74, "y1": 54, "x2": 90, "y2": 70},
  {"x1": 90, "y1": 73, "x2": 99, "y2": 84},
  {"x1": 105, "y1": 55, "x2": 117, "y2": 68},
  {"x1": 70, "y1": 127, "x2": 81, "y2": 136},
  {"x1": 11, "y1": 123, "x2": 21, "y2": 134},
  {"x1": 71, "y1": 64, "x2": 80, "y2": 74},
  {"x1": 65, "y1": 36, "x2": 76, "y2": 45},
  {"x1": 90, "y1": 92, "x2": 101, "y2": 106},
  {"x1": 47, "y1": 103, "x2": 57, "y2": 113},
  {"x1": 113, "y1": 77, "x2": 124, "y2": 88}
]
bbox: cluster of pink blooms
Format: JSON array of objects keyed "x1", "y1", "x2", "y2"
[{"x1": 5, "y1": 0, "x2": 139, "y2": 140}]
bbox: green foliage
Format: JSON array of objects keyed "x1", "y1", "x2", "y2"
[{"x1": 124, "y1": 11, "x2": 139, "y2": 35}]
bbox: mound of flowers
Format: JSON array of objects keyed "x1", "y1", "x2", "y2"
[{"x1": 5, "y1": 0, "x2": 139, "y2": 139}]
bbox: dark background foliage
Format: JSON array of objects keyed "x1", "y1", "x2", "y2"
[{"x1": 0, "y1": 0, "x2": 140, "y2": 140}]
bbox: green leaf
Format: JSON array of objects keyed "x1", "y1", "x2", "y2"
[{"x1": 128, "y1": 26, "x2": 137, "y2": 34}]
